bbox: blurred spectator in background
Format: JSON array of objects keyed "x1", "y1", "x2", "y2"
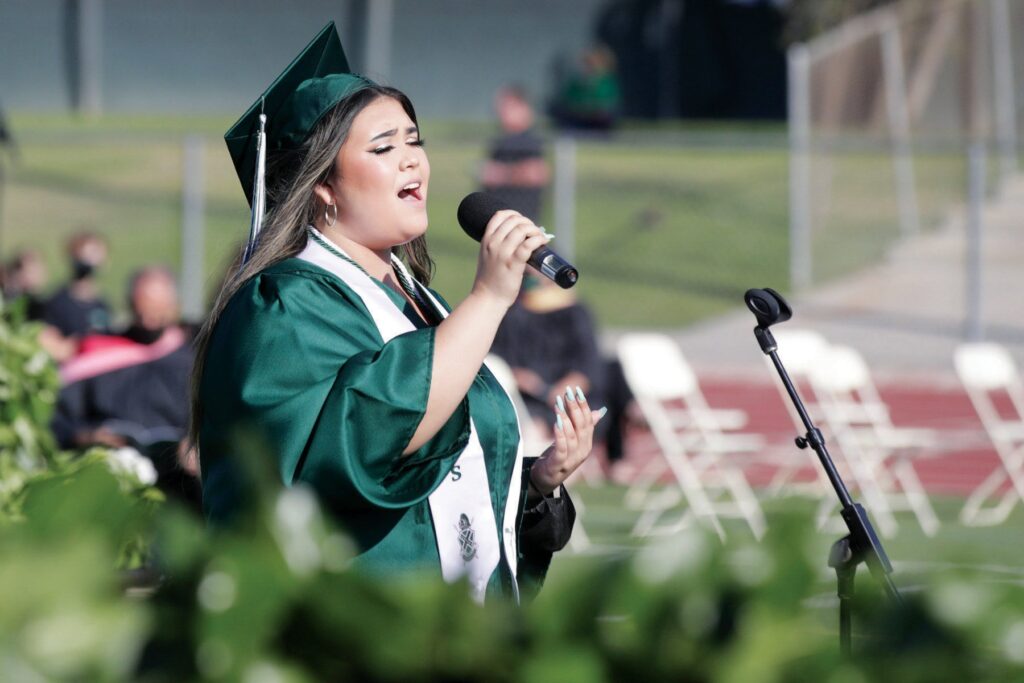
[
  {"x1": 550, "y1": 45, "x2": 622, "y2": 132},
  {"x1": 479, "y1": 84, "x2": 550, "y2": 222},
  {"x1": 491, "y1": 268, "x2": 636, "y2": 476},
  {"x1": 52, "y1": 266, "x2": 199, "y2": 508},
  {"x1": 491, "y1": 267, "x2": 604, "y2": 437},
  {"x1": 1, "y1": 249, "x2": 77, "y2": 360},
  {"x1": 41, "y1": 231, "x2": 112, "y2": 345},
  {"x1": 1, "y1": 248, "x2": 48, "y2": 319}
]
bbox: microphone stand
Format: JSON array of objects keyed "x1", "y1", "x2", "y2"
[{"x1": 744, "y1": 288, "x2": 902, "y2": 656}]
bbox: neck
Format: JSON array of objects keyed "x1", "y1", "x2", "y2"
[
  {"x1": 312, "y1": 223, "x2": 427, "y2": 321},
  {"x1": 317, "y1": 222, "x2": 394, "y2": 282}
]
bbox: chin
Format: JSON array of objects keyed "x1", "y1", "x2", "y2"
[
  {"x1": 400, "y1": 224, "x2": 429, "y2": 244},
  {"x1": 403, "y1": 215, "x2": 430, "y2": 240}
]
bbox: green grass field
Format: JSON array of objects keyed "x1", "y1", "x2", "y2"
[
  {"x1": 3, "y1": 114, "x2": 979, "y2": 330},
  {"x1": 2, "y1": 114, "x2": 792, "y2": 329}
]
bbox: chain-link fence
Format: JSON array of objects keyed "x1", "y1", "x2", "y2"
[{"x1": 788, "y1": 0, "x2": 1022, "y2": 291}]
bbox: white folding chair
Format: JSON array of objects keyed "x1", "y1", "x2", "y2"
[
  {"x1": 616, "y1": 333, "x2": 766, "y2": 541},
  {"x1": 485, "y1": 354, "x2": 592, "y2": 551},
  {"x1": 954, "y1": 343, "x2": 1024, "y2": 526},
  {"x1": 809, "y1": 345, "x2": 940, "y2": 537}
]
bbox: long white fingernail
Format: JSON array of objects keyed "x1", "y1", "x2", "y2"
[
  {"x1": 575, "y1": 385, "x2": 586, "y2": 402},
  {"x1": 565, "y1": 385, "x2": 576, "y2": 402},
  {"x1": 556, "y1": 414, "x2": 564, "y2": 431},
  {"x1": 596, "y1": 406, "x2": 608, "y2": 419},
  {"x1": 556, "y1": 395, "x2": 564, "y2": 413}
]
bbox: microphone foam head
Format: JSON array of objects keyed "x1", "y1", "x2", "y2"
[{"x1": 457, "y1": 192, "x2": 507, "y2": 242}]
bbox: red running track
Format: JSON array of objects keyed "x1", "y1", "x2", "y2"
[{"x1": 614, "y1": 376, "x2": 1005, "y2": 498}]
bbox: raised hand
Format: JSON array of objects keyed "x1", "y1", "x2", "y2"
[{"x1": 529, "y1": 384, "x2": 606, "y2": 496}]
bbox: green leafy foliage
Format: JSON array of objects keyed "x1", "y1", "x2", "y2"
[
  {"x1": 0, "y1": 300, "x2": 161, "y2": 522},
  {"x1": 3, "y1": 464, "x2": 1024, "y2": 682},
  {"x1": 0, "y1": 298, "x2": 62, "y2": 514},
  {"x1": 0, "y1": 461, "x2": 158, "y2": 680}
]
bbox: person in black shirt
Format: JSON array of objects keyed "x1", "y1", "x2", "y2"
[
  {"x1": 41, "y1": 231, "x2": 112, "y2": 343},
  {"x1": 491, "y1": 269, "x2": 636, "y2": 472},
  {"x1": 491, "y1": 269, "x2": 603, "y2": 435},
  {"x1": 480, "y1": 85, "x2": 550, "y2": 222}
]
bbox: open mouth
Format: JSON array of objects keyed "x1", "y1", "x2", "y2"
[{"x1": 398, "y1": 181, "x2": 423, "y2": 202}]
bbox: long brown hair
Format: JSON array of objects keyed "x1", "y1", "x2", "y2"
[{"x1": 188, "y1": 85, "x2": 434, "y2": 457}]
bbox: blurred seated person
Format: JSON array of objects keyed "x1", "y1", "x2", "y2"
[
  {"x1": 491, "y1": 267, "x2": 604, "y2": 438},
  {"x1": 2, "y1": 248, "x2": 79, "y2": 360},
  {"x1": 1, "y1": 248, "x2": 48, "y2": 319},
  {"x1": 480, "y1": 84, "x2": 550, "y2": 222},
  {"x1": 41, "y1": 231, "x2": 112, "y2": 348},
  {"x1": 52, "y1": 266, "x2": 199, "y2": 507},
  {"x1": 491, "y1": 269, "x2": 636, "y2": 472},
  {"x1": 550, "y1": 45, "x2": 622, "y2": 132}
]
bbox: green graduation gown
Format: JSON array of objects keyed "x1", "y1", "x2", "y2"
[{"x1": 199, "y1": 250, "x2": 549, "y2": 599}]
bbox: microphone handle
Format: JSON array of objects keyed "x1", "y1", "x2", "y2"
[{"x1": 528, "y1": 246, "x2": 578, "y2": 289}]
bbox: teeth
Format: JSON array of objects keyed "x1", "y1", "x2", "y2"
[{"x1": 402, "y1": 182, "x2": 420, "y2": 191}]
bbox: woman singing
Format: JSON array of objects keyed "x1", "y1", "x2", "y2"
[{"x1": 190, "y1": 23, "x2": 599, "y2": 602}]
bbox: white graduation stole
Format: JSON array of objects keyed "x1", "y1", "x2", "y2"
[{"x1": 298, "y1": 229, "x2": 524, "y2": 603}]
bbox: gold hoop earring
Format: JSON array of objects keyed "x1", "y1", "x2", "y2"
[{"x1": 324, "y1": 202, "x2": 337, "y2": 227}]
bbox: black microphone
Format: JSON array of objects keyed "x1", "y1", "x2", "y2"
[{"x1": 457, "y1": 192, "x2": 579, "y2": 289}]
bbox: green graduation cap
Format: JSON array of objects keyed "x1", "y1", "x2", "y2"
[{"x1": 225, "y1": 21, "x2": 375, "y2": 261}]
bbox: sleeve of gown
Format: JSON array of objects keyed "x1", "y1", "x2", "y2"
[
  {"x1": 200, "y1": 270, "x2": 470, "y2": 512},
  {"x1": 516, "y1": 459, "x2": 576, "y2": 599}
]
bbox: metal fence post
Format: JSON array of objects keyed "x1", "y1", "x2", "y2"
[
  {"x1": 181, "y1": 136, "x2": 205, "y2": 321},
  {"x1": 990, "y1": 0, "x2": 1017, "y2": 186},
  {"x1": 788, "y1": 43, "x2": 812, "y2": 290},
  {"x1": 881, "y1": 14, "x2": 920, "y2": 238},
  {"x1": 553, "y1": 135, "x2": 577, "y2": 263},
  {"x1": 364, "y1": 0, "x2": 393, "y2": 81},
  {"x1": 77, "y1": 0, "x2": 103, "y2": 117},
  {"x1": 965, "y1": 141, "x2": 985, "y2": 341}
]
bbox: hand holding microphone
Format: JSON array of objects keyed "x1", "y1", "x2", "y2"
[
  {"x1": 466, "y1": 207, "x2": 549, "y2": 307},
  {"x1": 458, "y1": 193, "x2": 579, "y2": 293}
]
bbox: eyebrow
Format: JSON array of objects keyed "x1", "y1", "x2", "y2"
[{"x1": 369, "y1": 126, "x2": 419, "y2": 142}]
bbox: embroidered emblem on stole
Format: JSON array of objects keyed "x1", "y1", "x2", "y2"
[{"x1": 456, "y1": 514, "x2": 478, "y2": 562}]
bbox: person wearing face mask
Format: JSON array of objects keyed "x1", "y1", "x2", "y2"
[
  {"x1": 41, "y1": 231, "x2": 112, "y2": 343},
  {"x1": 192, "y1": 23, "x2": 600, "y2": 602},
  {"x1": 52, "y1": 266, "x2": 199, "y2": 507}
]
